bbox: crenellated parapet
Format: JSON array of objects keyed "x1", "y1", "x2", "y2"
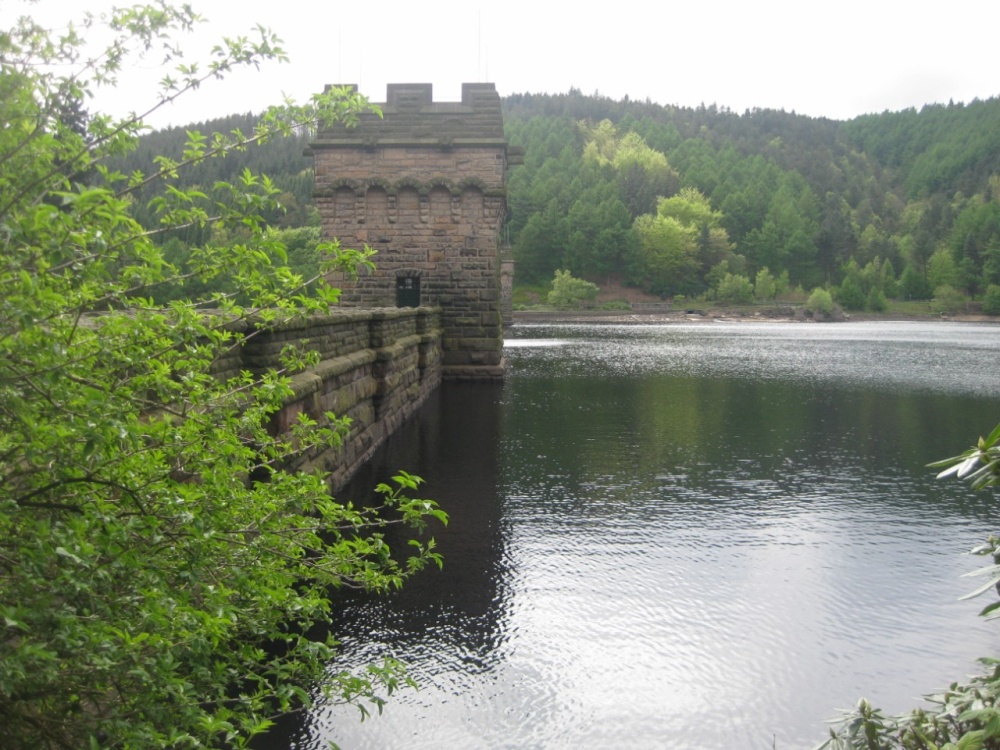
[{"x1": 309, "y1": 83, "x2": 520, "y2": 380}]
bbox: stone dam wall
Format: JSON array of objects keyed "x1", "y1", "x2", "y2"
[
  {"x1": 310, "y1": 82, "x2": 522, "y2": 380},
  {"x1": 214, "y1": 307, "x2": 442, "y2": 490}
]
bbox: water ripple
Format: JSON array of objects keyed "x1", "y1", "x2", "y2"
[{"x1": 259, "y1": 321, "x2": 1000, "y2": 750}]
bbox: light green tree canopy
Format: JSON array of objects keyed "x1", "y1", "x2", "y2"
[
  {"x1": 656, "y1": 186, "x2": 724, "y2": 229},
  {"x1": 633, "y1": 213, "x2": 700, "y2": 295},
  {"x1": 927, "y1": 246, "x2": 960, "y2": 289},
  {"x1": 580, "y1": 119, "x2": 621, "y2": 165},
  {"x1": 754, "y1": 266, "x2": 777, "y2": 301},
  {"x1": 0, "y1": 6, "x2": 445, "y2": 748},
  {"x1": 580, "y1": 120, "x2": 678, "y2": 198},
  {"x1": 715, "y1": 272, "x2": 754, "y2": 303},
  {"x1": 548, "y1": 269, "x2": 600, "y2": 308},
  {"x1": 612, "y1": 131, "x2": 671, "y2": 174},
  {"x1": 630, "y1": 187, "x2": 735, "y2": 295}
]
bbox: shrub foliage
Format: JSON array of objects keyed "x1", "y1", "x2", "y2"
[{"x1": 0, "y1": 7, "x2": 445, "y2": 748}]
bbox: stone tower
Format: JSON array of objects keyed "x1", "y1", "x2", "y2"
[{"x1": 310, "y1": 82, "x2": 519, "y2": 380}]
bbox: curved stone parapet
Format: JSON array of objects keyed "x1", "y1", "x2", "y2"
[{"x1": 232, "y1": 307, "x2": 443, "y2": 490}]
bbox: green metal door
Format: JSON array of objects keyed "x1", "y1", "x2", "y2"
[{"x1": 396, "y1": 276, "x2": 420, "y2": 307}]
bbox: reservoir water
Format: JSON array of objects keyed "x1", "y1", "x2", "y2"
[{"x1": 263, "y1": 320, "x2": 1000, "y2": 750}]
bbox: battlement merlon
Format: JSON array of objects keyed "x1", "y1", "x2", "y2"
[{"x1": 309, "y1": 83, "x2": 522, "y2": 157}]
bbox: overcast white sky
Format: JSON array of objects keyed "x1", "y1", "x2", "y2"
[{"x1": 4, "y1": 0, "x2": 999, "y2": 129}]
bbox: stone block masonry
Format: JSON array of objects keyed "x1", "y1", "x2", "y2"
[
  {"x1": 234, "y1": 308, "x2": 442, "y2": 491},
  {"x1": 310, "y1": 83, "x2": 522, "y2": 380}
]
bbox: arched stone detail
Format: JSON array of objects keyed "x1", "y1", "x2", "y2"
[
  {"x1": 457, "y1": 177, "x2": 488, "y2": 192},
  {"x1": 460, "y1": 185, "x2": 485, "y2": 221},
  {"x1": 427, "y1": 177, "x2": 459, "y2": 195},
  {"x1": 429, "y1": 185, "x2": 453, "y2": 221},
  {"x1": 392, "y1": 177, "x2": 423, "y2": 195},
  {"x1": 396, "y1": 186, "x2": 420, "y2": 223},
  {"x1": 364, "y1": 186, "x2": 389, "y2": 226},
  {"x1": 328, "y1": 178, "x2": 361, "y2": 193},
  {"x1": 334, "y1": 185, "x2": 356, "y2": 222}
]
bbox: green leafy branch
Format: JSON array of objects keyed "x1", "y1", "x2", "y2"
[{"x1": 817, "y1": 423, "x2": 1000, "y2": 749}]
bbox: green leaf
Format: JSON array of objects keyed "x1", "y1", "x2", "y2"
[
  {"x1": 54, "y1": 547, "x2": 84, "y2": 565},
  {"x1": 977, "y1": 600, "x2": 1000, "y2": 618},
  {"x1": 959, "y1": 576, "x2": 1000, "y2": 601}
]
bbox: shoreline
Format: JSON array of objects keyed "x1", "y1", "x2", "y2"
[{"x1": 510, "y1": 308, "x2": 1000, "y2": 325}]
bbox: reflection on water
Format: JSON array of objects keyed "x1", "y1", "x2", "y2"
[{"x1": 260, "y1": 321, "x2": 1000, "y2": 750}]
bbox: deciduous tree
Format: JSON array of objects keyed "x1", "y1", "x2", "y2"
[
  {"x1": 0, "y1": 7, "x2": 445, "y2": 748},
  {"x1": 754, "y1": 267, "x2": 777, "y2": 302},
  {"x1": 548, "y1": 269, "x2": 599, "y2": 308},
  {"x1": 633, "y1": 213, "x2": 700, "y2": 295}
]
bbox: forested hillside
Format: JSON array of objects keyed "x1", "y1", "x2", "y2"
[
  {"x1": 120, "y1": 91, "x2": 1000, "y2": 311},
  {"x1": 503, "y1": 91, "x2": 1000, "y2": 311}
]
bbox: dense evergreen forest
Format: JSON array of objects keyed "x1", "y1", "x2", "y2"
[{"x1": 120, "y1": 91, "x2": 1000, "y2": 312}]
